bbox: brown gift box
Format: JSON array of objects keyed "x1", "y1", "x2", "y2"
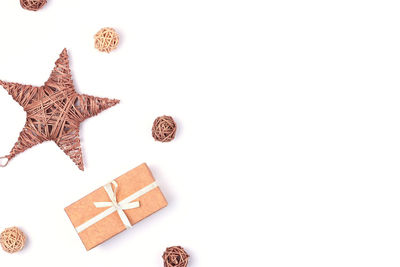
[{"x1": 65, "y1": 163, "x2": 168, "y2": 250}]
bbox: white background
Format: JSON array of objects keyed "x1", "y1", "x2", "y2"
[{"x1": 0, "y1": 0, "x2": 399, "y2": 266}]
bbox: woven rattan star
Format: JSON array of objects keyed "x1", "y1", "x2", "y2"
[{"x1": 0, "y1": 49, "x2": 119, "y2": 170}]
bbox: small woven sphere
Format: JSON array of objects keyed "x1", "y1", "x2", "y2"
[
  {"x1": 20, "y1": 0, "x2": 47, "y2": 11},
  {"x1": 94, "y1": 27, "x2": 120, "y2": 53},
  {"x1": 162, "y1": 246, "x2": 189, "y2": 267},
  {"x1": 152, "y1": 115, "x2": 177, "y2": 142},
  {"x1": 0, "y1": 227, "x2": 26, "y2": 253}
]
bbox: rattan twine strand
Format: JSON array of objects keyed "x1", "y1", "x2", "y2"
[
  {"x1": 94, "y1": 28, "x2": 119, "y2": 53},
  {"x1": 152, "y1": 116, "x2": 177, "y2": 142},
  {"x1": 163, "y1": 246, "x2": 189, "y2": 267},
  {"x1": 20, "y1": 0, "x2": 47, "y2": 11},
  {"x1": 0, "y1": 227, "x2": 25, "y2": 253},
  {"x1": 0, "y1": 49, "x2": 119, "y2": 170}
]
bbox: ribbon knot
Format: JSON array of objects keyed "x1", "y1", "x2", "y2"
[
  {"x1": 75, "y1": 180, "x2": 158, "y2": 233},
  {"x1": 94, "y1": 181, "x2": 140, "y2": 229}
]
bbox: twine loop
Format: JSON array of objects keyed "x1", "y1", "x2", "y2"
[
  {"x1": 0, "y1": 227, "x2": 26, "y2": 253},
  {"x1": 162, "y1": 246, "x2": 189, "y2": 267},
  {"x1": 94, "y1": 28, "x2": 120, "y2": 53},
  {"x1": 0, "y1": 156, "x2": 9, "y2": 167},
  {"x1": 152, "y1": 116, "x2": 177, "y2": 142},
  {"x1": 20, "y1": 0, "x2": 47, "y2": 11}
]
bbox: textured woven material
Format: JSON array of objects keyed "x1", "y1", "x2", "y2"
[
  {"x1": 152, "y1": 116, "x2": 177, "y2": 142},
  {"x1": 0, "y1": 49, "x2": 119, "y2": 170},
  {"x1": 0, "y1": 227, "x2": 25, "y2": 253},
  {"x1": 163, "y1": 246, "x2": 189, "y2": 267},
  {"x1": 94, "y1": 28, "x2": 119, "y2": 53},
  {"x1": 20, "y1": 0, "x2": 47, "y2": 11}
]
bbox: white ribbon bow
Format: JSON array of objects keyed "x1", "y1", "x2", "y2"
[
  {"x1": 75, "y1": 180, "x2": 158, "y2": 233},
  {"x1": 94, "y1": 181, "x2": 140, "y2": 229}
]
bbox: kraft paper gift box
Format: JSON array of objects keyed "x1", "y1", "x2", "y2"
[{"x1": 65, "y1": 163, "x2": 168, "y2": 250}]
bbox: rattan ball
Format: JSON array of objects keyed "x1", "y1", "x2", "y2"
[
  {"x1": 0, "y1": 227, "x2": 26, "y2": 253},
  {"x1": 20, "y1": 0, "x2": 47, "y2": 11},
  {"x1": 94, "y1": 27, "x2": 120, "y2": 53},
  {"x1": 152, "y1": 115, "x2": 177, "y2": 142},
  {"x1": 163, "y1": 246, "x2": 189, "y2": 267}
]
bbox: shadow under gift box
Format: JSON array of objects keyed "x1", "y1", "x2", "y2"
[{"x1": 65, "y1": 163, "x2": 168, "y2": 250}]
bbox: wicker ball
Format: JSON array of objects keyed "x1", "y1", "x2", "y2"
[
  {"x1": 20, "y1": 0, "x2": 47, "y2": 11},
  {"x1": 152, "y1": 115, "x2": 177, "y2": 142},
  {"x1": 163, "y1": 246, "x2": 189, "y2": 267},
  {"x1": 94, "y1": 27, "x2": 120, "y2": 53},
  {"x1": 0, "y1": 227, "x2": 26, "y2": 253}
]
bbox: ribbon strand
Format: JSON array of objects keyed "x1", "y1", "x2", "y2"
[{"x1": 75, "y1": 181, "x2": 158, "y2": 233}]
